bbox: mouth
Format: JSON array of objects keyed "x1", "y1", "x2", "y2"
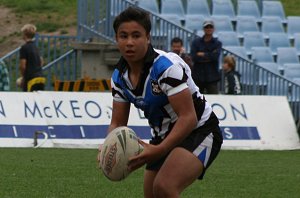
[{"x1": 125, "y1": 50, "x2": 135, "y2": 56}]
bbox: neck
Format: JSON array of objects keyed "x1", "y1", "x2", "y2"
[{"x1": 204, "y1": 34, "x2": 212, "y2": 41}]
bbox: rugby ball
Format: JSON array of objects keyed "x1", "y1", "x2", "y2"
[{"x1": 100, "y1": 126, "x2": 143, "y2": 181}]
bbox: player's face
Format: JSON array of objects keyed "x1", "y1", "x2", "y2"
[{"x1": 115, "y1": 21, "x2": 150, "y2": 64}]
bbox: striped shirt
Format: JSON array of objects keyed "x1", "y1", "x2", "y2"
[{"x1": 111, "y1": 45, "x2": 213, "y2": 139}]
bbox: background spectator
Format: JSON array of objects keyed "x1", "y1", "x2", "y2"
[
  {"x1": 19, "y1": 24, "x2": 45, "y2": 92},
  {"x1": 190, "y1": 20, "x2": 222, "y2": 94},
  {"x1": 222, "y1": 55, "x2": 242, "y2": 95},
  {"x1": 170, "y1": 37, "x2": 193, "y2": 69}
]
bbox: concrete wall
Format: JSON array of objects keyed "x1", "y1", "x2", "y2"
[{"x1": 72, "y1": 42, "x2": 120, "y2": 79}]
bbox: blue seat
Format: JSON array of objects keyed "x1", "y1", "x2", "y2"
[
  {"x1": 187, "y1": 0, "x2": 210, "y2": 17},
  {"x1": 243, "y1": 32, "x2": 266, "y2": 56},
  {"x1": 258, "y1": 62, "x2": 281, "y2": 87},
  {"x1": 287, "y1": 16, "x2": 300, "y2": 40},
  {"x1": 184, "y1": 15, "x2": 205, "y2": 33},
  {"x1": 160, "y1": 14, "x2": 182, "y2": 27},
  {"x1": 217, "y1": 31, "x2": 240, "y2": 47},
  {"x1": 212, "y1": 0, "x2": 236, "y2": 20},
  {"x1": 211, "y1": 16, "x2": 234, "y2": 36},
  {"x1": 138, "y1": 0, "x2": 159, "y2": 14},
  {"x1": 251, "y1": 47, "x2": 274, "y2": 64},
  {"x1": 293, "y1": 77, "x2": 300, "y2": 85},
  {"x1": 224, "y1": 46, "x2": 248, "y2": 60},
  {"x1": 259, "y1": 62, "x2": 280, "y2": 74},
  {"x1": 294, "y1": 33, "x2": 300, "y2": 56},
  {"x1": 277, "y1": 47, "x2": 300, "y2": 66},
  {"x1": 283, "y1": 63, "x2": 300, "y2": 79},
  {"x1": 262, "y1": 1, "x2": 286, "y2": 23},
  {"x1": 161, "y1": 0, "x2": 185, "y2": 20},
  {"x1": 261, "y1": 17, "x2": 285, "y2": 39},
  {"x1": 268, "y1": 33, "x2": 290, "y2": 56},
  {"x1": 236, "y1": 16, "x2": 260, "y2": 39},
  {"x1": 237, "y1": 0, "x2": 261, "y2": 21}
]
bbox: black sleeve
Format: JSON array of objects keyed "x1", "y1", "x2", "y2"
[{"x1": 20, "y1": 45, "x2": 27, "y2": 59}]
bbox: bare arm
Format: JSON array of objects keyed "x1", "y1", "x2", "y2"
[
  {"x1": 108, "y1": 100, "x2": 131, "y2": 133},
  {"x1": 19, "y1": 59, "x2": 26, "y2": 76},
  {"x1": 128, "y1": 88, "x2": 198, "y2": 171},
  {"x1": 154, "y1": 88, "x2": 197, "y2": 154}
]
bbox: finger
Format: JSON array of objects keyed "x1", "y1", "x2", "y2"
[
  {"x1": 137, "y1": 139, "x2": 147, "y2": 147},
  {"x1": 98, "y1": 144, "x2": 103, "y2": 151},
  {"x1": 128, "y1": 157, "x2": 145, "y2": 172}
]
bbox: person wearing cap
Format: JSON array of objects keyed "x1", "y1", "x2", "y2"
[{"x1": 190, "y1": 20, "x2": 222, "y2": 94}]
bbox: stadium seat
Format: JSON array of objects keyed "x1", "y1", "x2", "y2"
[
  {"x1": 293, "y1": 77, "x2": 300, "y2": 85},
  {"x1": 236, "y1": 16, "x2": 260, "y2": 39},
  {"x1": 237, "y1": 0, "x2": 261, "y2": 21},
  {"x1": 261, "y1": 17, "x2": 285, "y2": 39},
  {"x1": 283, "y1": 63, "x2": 300, "y2": 79},
  {"x1": 138, "y1": 0, "x2": 159, "y2": 14},
  {"x1": 294, "y1": 33, "x2": 300, "y2": 56},
  {"x1": 211, "y1": 16, "x2": 234, "y2": 36},
  {"x1": 224, "y1": 46, "x2": 248, "y2": 60},
  {"x1": 212, "y1": 0, "x2": 236, "y2": 21},
  {"x1": 243, "y1": 32, "x2": 266, "y2": 56},
  {"x1": 161, "y1": 0, "x2": 185, "y2": 20},
  {"x1": 186, "y1": 0, "x2": 210, "y2": 17},
  {"x1": 160, "y1": 14, "x2": 182, "y2": 27},
  {"x1": 262, "y1": 1, "x2": 287, "y2": 23},
  {"x1": 287, "y1": 16, "x2": 300, "y2": 40},
  {"x1": 277, "y1": 47, "x2": 300, "y2": 66},
  {"x1": 217, "y1": 31, "x2": 240, "y2": 47},
  {"x1": 268, "y1": 33, "x2": 291, "y2": 56},
  {"x1": 251, "y1": 47, "x2": 274, "y2": 64},
  {"x1": 259, "y1": 62, "x2": 281, "y2": 74},
  {"x1": 184, "y1": 15, "x2": 205, "y2": 33}
]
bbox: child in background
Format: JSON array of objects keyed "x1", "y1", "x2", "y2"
[{"x1": 222, "y1": 55, "x2": 242, "y2": 95}]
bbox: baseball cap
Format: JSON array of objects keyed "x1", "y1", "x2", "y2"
[{"x1": 203, "y1": 20, "x2": 214, "y2": 28}]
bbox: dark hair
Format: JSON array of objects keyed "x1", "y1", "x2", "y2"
[
  {"x1": 171, "y1": 37, "x2": 183, "y2": 45},
  {"x1": 113, "y1": 6, "x2": 151, "y2": 34}
]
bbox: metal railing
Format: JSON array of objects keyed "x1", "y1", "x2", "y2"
[
  {"x1": 0, "y1": 34, "x2": 80, "y2": 91},
  {"x1": 77, "y1": 0, "x2": 300, "y2": 121},
  {"x1": 1, "y1": 0, "x2": 299, "y2": 121}
]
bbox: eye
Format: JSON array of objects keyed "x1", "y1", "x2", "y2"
[
  {"x1": 132, "y1": 33, "x2": 141, "y2": 39},
  {"x1": 118, "y1": 33, "x2": 127, "y2": 39}
]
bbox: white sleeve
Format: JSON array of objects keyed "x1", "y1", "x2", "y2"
[{"x1": 158, "y1": 63, "x2": 188, "y2": 96}]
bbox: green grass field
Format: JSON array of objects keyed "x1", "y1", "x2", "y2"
[{"x1": 0, "y1": 148, "x2": 299, "y2": 198}]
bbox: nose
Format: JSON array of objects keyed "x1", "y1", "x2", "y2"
[{"x1": 126, "y1": 36, "x2": 134, "y2": 46}]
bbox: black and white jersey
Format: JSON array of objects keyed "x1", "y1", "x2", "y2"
[{"x1": 111, "y1": 45, "x2": 213, "y2": 140}]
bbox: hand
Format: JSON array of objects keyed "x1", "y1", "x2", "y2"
[
  {"x1": 180, "y1": 47, "x2": 186, "y2": 54},
  {"x1": 127, "y1": 139, "x2": 166, "y2": 172},
  {"x1": 97, "y1": 144, "x2": 103, "y2": 169},
  {"x1": 197, "y1": 52, "x2": 205, "y2": 57}
]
